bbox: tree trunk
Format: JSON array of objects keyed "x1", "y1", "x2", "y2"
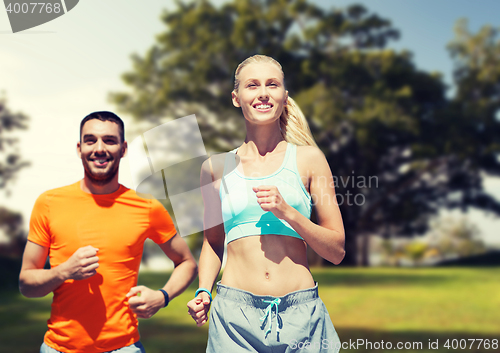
[
  {"x1": 339, "y1": 229, "x2": 358, "y2": 266},
  {"x1": 307, "y1": 246, "x2": 324, "y2": 267},
  {"x1": 360, "y1": 233, "x2": 370, "y2": 267}
]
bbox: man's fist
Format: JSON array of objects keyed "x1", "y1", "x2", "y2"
[
  {"x1": 59, "y1": 245, "x2": 99, "y2": 281},
  {"x1": 126, "y1": 286, "x2": 165, "y2": 319}
]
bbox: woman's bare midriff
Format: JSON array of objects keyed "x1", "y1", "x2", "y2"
[{"x1": 220, "y1": 234, "x2": 315, "y2": 296}]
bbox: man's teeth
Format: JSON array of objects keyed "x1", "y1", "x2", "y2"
[
  {"x1": 256, "y1": 104, "x2": 271, "y2": 109},
  {"x1": 96, "y1": 159, "x2": 108, "y2": 163}
]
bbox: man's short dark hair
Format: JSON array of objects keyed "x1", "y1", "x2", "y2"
[{"x1": 80, "y1": 111, "x2": 125, "y2": 143}]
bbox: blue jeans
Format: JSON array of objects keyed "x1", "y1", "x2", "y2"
[{"x1": 40, "y1": 341, "x2": 146, "y2": 353}]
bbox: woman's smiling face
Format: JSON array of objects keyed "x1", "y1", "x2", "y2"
[{"x1": 232, "y1": 62, "x2": 288, "y2": 126}]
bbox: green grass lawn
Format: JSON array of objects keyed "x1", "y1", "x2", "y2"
[{"x1": 1, "y1": 267, "x2": 498, "y2": 353}]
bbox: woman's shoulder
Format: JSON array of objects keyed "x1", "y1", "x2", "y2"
[
  {"x1": 201, "y1": 151, "x2": 237, "y2": 182},
  {"x1": 295, "y1": 144, "x2": 331, "y2": 178},
  {"x1": 295, "y1": 144, "x2": 326, "y2": 162}
]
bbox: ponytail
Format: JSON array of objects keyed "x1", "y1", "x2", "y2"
[{"x1": 280, "y1": 97, "x2": 317, "y2": 147}]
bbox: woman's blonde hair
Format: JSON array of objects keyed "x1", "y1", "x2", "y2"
[{"x1": 233, "y1": 55, "x2": 317, "y2": 147}]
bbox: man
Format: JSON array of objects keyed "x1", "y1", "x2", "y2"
[{"x1": 19, "y1": 111, "x2": 197, "y2": 353}]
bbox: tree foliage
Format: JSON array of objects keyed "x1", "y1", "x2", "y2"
[
  {"x1": 0, "y1": 96, "x2": 29, "y2": 258},
  {"x1": 111, "y1": 0, "x2": 500, "y2": 265},
  {"x1": 0, "y1": 206, "x2": 25, "y2": 257},
  {"x1": 0, "y1": 95, "x2": 29, "y2": 191},
  {"x1": 430, "y1": 216, "x2": 485, "y2": 259}
]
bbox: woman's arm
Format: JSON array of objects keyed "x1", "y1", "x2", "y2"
[
  {"x1": 187, "y1": 156, "x2": 226, "y2": 326},
  {"x1": 254, "y1": 146, "x2": 345, "y2": 264},
  {"x1": 198, "y1": 156, "x2": 226, "y2": 291}
]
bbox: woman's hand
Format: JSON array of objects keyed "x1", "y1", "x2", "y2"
[
  {"x1": 187, "y1": 292, "x2": 212, "y2": 326},
  {"x1": 253, "y1": 185, "x2": 292, "y2": 219}
]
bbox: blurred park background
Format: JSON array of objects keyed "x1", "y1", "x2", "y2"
[{"x1": 1, "y1": 0, "x2": 500, "y2": 352}]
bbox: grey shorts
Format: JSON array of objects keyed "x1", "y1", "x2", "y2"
[{"x1": 207, "y1": 282, "x2": 341, "y2": 353}]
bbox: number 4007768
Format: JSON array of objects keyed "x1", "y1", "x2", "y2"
[
  {"x1": 444, "y1": 339, "x2": 498, "y2": 350},
  {"x1": 5, "y1": 2, "x2": 62, "y2": 14}
]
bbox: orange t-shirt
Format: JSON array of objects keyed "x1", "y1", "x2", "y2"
[{"x1": 28, "y1": 182, "x2": 177, "y2": 353}]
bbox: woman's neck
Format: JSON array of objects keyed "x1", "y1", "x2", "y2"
[{"x1": 243, "y1": 121, "x2": 285, "y2": 156}]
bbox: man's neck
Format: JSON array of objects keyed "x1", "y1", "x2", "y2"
[{"x1": 80, "y1": 177, "x2": 120, "y2": 195}]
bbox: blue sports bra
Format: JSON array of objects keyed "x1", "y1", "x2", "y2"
[{"x1": 220, "y1": 143, "x2": 312, "y2": 244}]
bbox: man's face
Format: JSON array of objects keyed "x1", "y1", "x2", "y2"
[{"x1": 77, "y1": 119, "x2": 127, "y2": 185}]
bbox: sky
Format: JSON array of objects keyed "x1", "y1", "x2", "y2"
[{"x1": 1, "y1": 0, "x2": 499, "y2": 246}]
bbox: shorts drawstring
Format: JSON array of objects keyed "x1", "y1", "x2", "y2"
[{"x1": 260, "y1": 298, "x2": 281, "y2": 337}]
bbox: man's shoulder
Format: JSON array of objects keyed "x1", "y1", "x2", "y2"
[
  {"x1": 118, "y1": 184, "x2": 150, "y2": 201},
  {"x1": 36, "y1": 181, "x2": 80, "y2": 201},
  {"x1": 116, "y1": 185, "x2": 163, "y2": 209},
  {"x1": 30, "y1": 182, "x2": 81, "y2": 218}
]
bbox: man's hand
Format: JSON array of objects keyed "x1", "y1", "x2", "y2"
[
  {"x1": 126, "y1": 286, "x2": 165, "y2": 319},
  {"x1": 59, "y1": 245, "x2": 99, "y2": 281},
  {"x1": 187, "y1": 291, "x2": 211, "y2": 327}
]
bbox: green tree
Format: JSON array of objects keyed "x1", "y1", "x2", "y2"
[
  {"x1": 0, "y1": 95, "x2": 29, "y2": 191},
  {"x1": 445, "y1": 19, "x2": 500, "y2": 181},
  {"x1": 403, "y1": 241, "x2": 428, "y2": 266},
  {"x1": 430, "y1": 216, "x2": 485, "y2": 259},
  {"x1": 0, "y1": 207, "x2": 24, "y2": 257},
  {"x1": 0, "y1": 95, "x2": 29, "y2": 259},
  {"x1": 111, "y1": 0, "x2": 500, "y2": 266}
]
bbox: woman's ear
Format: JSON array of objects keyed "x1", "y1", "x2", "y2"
[{"x1": 231, "y1": 91, "x2": 241, "y2": 108}]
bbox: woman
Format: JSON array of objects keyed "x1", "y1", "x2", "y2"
[{"x1": 188, "y1": 55, "x2": 345, "y2": 353}]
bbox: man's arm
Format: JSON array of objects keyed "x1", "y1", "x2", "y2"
[
  {"x1": 126, "y1": 234, "x2": 197, "y2": 319},
  {"x1": 19, "y1": 241, "x2": 99, "y2": 298}
]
